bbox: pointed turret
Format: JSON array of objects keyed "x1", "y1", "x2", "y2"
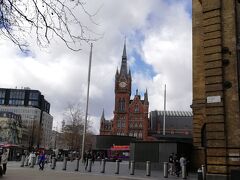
[
  {"x1": 144, "y1": 89, "x2": 149, "y2": 105},
  {"x1": 120, "y1": 40, "x2": 128, "y2": 76},
  {"x1": 100, "y1": 109, "x2": 105, "y2": 122}
]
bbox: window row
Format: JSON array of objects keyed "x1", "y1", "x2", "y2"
[
  {"x1": 129, "y1": 131, "x2": 143, "y2": 139},
  {"x1": 9, "y1": 100, "x2": 24, "y2": 106},
  {"x1": 10, "y1": 91, "x2": 25, "y2": 99},
  {"x1": 116, "y1": 132, "x2": 125, "y2": 136},
  {"x1": 117, "y1": 121, "x2": 125, "y2": 128},
  {"x1": 104, "y1": 125, "x2": 112, "y2": 130},
  {"x1": 129, "y1": 122, "x2": 143, "y2": 128}
]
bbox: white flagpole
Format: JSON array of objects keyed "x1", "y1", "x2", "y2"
[
  {"x1": 163, "y1": 84, "x2": 166, "y2": 135},
  {"x1": 81, "y1": 43, "x2": 93, "y2": 162}
]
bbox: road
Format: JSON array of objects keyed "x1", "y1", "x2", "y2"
[{"x1": 2, "y1": 160, "x2": 198, "y2": 180}]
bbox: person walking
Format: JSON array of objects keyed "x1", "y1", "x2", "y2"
[
  {"x1": 38, "y1": 151, "x2": 46, "y2": 170},
  {"x1": 1, "y1": 148, "x2": 9, "y2": 175},
  {"x1": 173, "y1": 154, "x2": 180, "y2": 177},
  {"x1": 180, "y1": 154, "x2": 187, "y2": 175},
  {"x1": 28, "y1": 151, "x2": 36, "y2": 166},
  {"x1": 85, "y1": 151, "x2": 92, "y2": 170},
  {"x1": 168, "y1": 153, "x2": 174, "y2": 175}
]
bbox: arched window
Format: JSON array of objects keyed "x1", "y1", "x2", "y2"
[
  {"x1": 119, "y1": 98, "x2": 125, "y2": 112},
  {"x1": 139, "y1": 132, "x2": 143, "y2": 138},
  {"x1": 134, "y1": 105, "x2": 139, "y2": 112},
  {"x1": 134, "y1": 131, "x2": 137, "y2": 137}
]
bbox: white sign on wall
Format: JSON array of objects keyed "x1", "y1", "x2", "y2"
[{"x1": 207, "y1": 96, "x2": 221, "y2": 103}]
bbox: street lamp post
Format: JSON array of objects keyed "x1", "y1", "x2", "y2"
[{"x1": 81, "y1": 43, "x2": 93, "y2": 162}]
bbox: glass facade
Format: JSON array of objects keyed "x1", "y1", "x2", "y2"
[{"x1": 10, "y1": 90, "x2": 25, "y2": 99}]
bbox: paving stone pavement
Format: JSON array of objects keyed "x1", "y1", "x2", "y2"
[{"x1": 2, "y1": 160, "x2": 198, "y2": 180}]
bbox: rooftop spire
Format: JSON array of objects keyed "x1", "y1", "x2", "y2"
[
  {"x1": 120, "y1": 39, "x2": 128, "y2": 75},
  {"x1": 122, "y1": 37, "x2": 127, "y2": 59},
  {"x1": 101, "y1": 109, "x2": 105, "y2": 122}
]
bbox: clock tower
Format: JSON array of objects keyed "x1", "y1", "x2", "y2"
[
  {"x1": 112, "y1": 41, "x2": 132, "y2": 135},
  {"x1": 100, "y1": 41, "x2": 149, "y2": 140}
]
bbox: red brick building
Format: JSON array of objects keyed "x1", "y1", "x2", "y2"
[{"x1": 100, "y1": 42, "x2": 149, "y2": 140}]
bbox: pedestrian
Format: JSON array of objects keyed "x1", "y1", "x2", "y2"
[
  {"x1": 1, "y1": 148, "x2": 9, "y2": 175},
  {"x1": 174, "y1": 154, "x2": 180, "y2": 177},
  {"x1": 180, "y1": 154, "x2": 187, "y2": 175},
  {"x1": 168, "y1": 153, "x2": 174, "y2": 175},
  {"x1": 28, "y1": 151, "x2": 36, "y2": 166},
  {"x1": 85, "y1": 151, "x2": 92, "y2": 170},
  {"x1": 92, "y1": 153, "x2": 95, "y2": 164},
  {"x1": 38, "y1": 151, "x2": 46, "y2": 170}
]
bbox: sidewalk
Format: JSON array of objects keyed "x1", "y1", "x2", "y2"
[{"x1": 3, "y1": 161, "x2": 198, "y2": 180}]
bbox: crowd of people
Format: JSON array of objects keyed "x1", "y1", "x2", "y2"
[{"x1": 168, "y1": 153, "x2": 189, "y2": 177}]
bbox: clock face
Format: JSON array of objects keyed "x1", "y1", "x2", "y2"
[{"x1": 119, "y1": 81, "x2": 127, "y2": 88}]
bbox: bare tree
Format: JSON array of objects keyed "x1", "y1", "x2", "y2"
[
  {"x1": 62, "y1": 103, "x2": 93, "y2": 151},
  {"x1": 0, "y1": 0, "x2": 101, "y2": 51}
]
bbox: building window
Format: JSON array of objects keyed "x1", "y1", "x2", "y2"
[
  {"x1": 134, "y1": 123, "x2": 138, "y2": 128},
  {"x1": 139, "y1": 132, "x2": 143, "y2": 138},
  {"x1": 29, "y1": 92, "x2": 39, "y2": 100},
  {"x1": 129, "y1": 122, "x2": 133, "y2": 128},
  {"x1": 119, "y1": 98, "x2": 125, "y2": 112},
  {"x1": 117, "y1": 121, "x2": 121, "y2": 128},
  {"x1": 0, "y1": 90, "x2": 5, "y2": 98},
  {"x1": 0, "y1": 99, "x2": 4, "y2": 105},
  {"x1": 133, "y1": 131, "x2": 138, "y2": 137},
  {"x1": 129, "y1": 132, "x2": 133, "y2": 136},
  {"x1": 28, "y1": 100, "x2": 39, "y2": 106},
  {"x1": 134, "y1": 105, "x2": 139, "y2": 112},
  {"x1": 139, "y1": 123, "x2": 142, "y2": 128},
  {"x1": 121, "y1": 121, "x2": 125, "y2": 128}
]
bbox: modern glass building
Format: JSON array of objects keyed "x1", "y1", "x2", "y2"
[{"x1": 0, "y1": 87, "x2": 53, "y2": 149}]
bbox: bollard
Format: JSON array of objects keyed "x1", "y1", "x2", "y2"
[
  {"x1": 130, "y1": 161, "x2": 135, "y2": 175},
  {"x1": 100, "y1": 159, "x2": 106, "y2": 173},
  {"x1": 30, "y1": 156, "x2": 35, "y2": 168},
  {"x1": 115, "y1": 160, "x2": 120, "y2": 174},
  {"x1": 163, "y1": 162, "x2": 168, "y2": 178},
  {"x1": 20, "y1": 155, "x2": 25, "y2": 167},
  {"x1": 146, "y1": 161, "x2": 151, "y2": 176},
  {"x1": 197, "y1": 168, "x2": 203, "y2": 180},
  {"x1": 62, "y1": 156, "x2": 67, "y2": 170},
  {"x1": 75, "y1": 158, "x2": 80, "y2": 171},
  {"x1": 87, "y1": 159, "x2": 92, "y2": 172},
  {"x1": 182, "y1": 165, "x2": 187, "y2": 179},
  {"x1": 51, "y1": 158, "x2": 56, "y2": 169},
  {"x1": 201, "y1": 165, "x2": 206, "y2": 180}
]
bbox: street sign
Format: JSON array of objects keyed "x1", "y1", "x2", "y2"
[{"x1": 207, "y1": 96, "x2": 221, "y2": 103}]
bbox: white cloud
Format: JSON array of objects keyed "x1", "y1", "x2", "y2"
[{"x1": 0, "y1": 0, "x2": 192, "y2": 134}]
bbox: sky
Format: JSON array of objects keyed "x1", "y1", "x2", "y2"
[{"x1": 0, "y1": 0, "x2": 192, "y2": 134}]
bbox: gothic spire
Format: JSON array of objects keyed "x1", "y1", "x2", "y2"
[
  {"x1": 120, "y1": 40, "x2": 128, "y2": 75},
  {"x1": 100, "y1": 109, "x2": 105, "y2": 122},
  {"x1": 144, "y1": 89, "x2": 149, "y2": 104}
]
